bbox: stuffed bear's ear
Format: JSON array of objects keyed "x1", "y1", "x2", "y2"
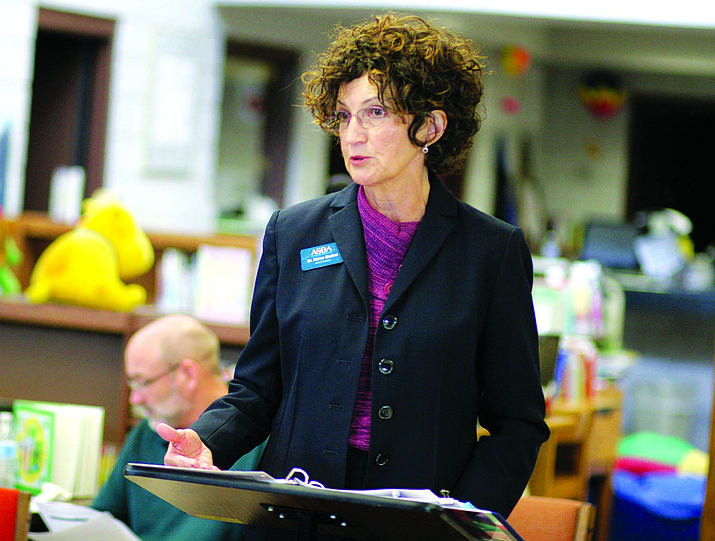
[{"x1": 79, "y1": 192, "x2": 155, "y2": 280}]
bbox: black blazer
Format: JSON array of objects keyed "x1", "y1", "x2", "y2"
[{"x1": 194, "y1": 175, "x2": 549, "y2": 517}]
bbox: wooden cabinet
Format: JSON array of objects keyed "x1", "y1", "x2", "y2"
[
  {"x1": 0, "y1": 213, "x2": 258, "y2": 445},
  {"x1": 528, "y1": 387, "x2": 622, "y2": 541}
]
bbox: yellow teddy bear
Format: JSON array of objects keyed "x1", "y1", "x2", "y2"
[{"x1": 25, "y1": 190, "x2": 155, "y2": 311}]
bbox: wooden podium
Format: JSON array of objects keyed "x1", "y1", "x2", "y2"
[{"x1": 124, "y1": 463, "x2": 525, "y2": 541}]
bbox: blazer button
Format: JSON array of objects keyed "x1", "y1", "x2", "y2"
[
  {"x1": 378, "y1": 405, "x2": 393, "y2": 420},
  {"x1": 382, "y1": 315, "x2": 397, "y2": 330},
  {"x1": 378, "y1": 359, "x2": 394, "y2": 374},
  {"x1": 375, "y1": 452, "x2": 389, "y2": 466}
]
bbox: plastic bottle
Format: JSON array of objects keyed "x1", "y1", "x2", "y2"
[{"x1": 0, "y1": 410, "x2": 17, "y2": 488}]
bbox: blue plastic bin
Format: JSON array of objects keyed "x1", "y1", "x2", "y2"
[{"x1": 610, "y1": 471, "x2": 705, "y2": 541}]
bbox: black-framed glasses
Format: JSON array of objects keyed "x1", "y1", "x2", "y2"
[
  {"x1": 328, "y1": 105, "x2": 390, "y2": 134},
  {"x1": 127, "y1": 363, "x2": 181, "y2": 391}
]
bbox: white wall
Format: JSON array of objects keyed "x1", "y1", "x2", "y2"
[
  {"x1": 1, "y1": 0, "x2": 714, "y2": 238},
  {"x1": 538, "y1": 66, "x2": 715, "y2": 242},
  {"x1": 452, "y1": 39, "x2": 543, "y2": 213},
  {"x1": 539, "y1": 66, "x2": 630, "y2": 227},
  {"x1": 0, "y1": 0, "x2": 550, "y2": 232},
  {"x1": 103, "y1": 0, "x2": 225, "y2": 234},
  {"x1": 0, "y1": 0, "x2": 225, "y2": 234},
  {"x1": 0, "y1": 1, "x2": 36, "y2": 218},
  {"x1": 534, "y1": 24, "x2": 715, "y2": 243}
]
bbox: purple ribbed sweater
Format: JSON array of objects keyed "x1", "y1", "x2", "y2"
[{"x1": 348, "y1": 186, "x2": 419, "y2": 450}]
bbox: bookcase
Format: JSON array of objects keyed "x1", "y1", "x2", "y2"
[
  {"x1": 7, "y1": 211, "x2": 261, "y2": 303},
  {"x1": 0, "y1": 212, "x2": 258, "y2": 446}
]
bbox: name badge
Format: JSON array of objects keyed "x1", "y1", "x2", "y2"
[{"x1": 300, "y1": 242, "x2": 344, "y2": 271}]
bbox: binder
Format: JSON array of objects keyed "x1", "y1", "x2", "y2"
[{"x1": 124, "y1": 463, "x2": 525, "y2": 541}]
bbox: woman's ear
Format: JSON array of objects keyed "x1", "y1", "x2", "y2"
[{"x1": 426, "y1": 110, "x2": 447, "y2": 145}]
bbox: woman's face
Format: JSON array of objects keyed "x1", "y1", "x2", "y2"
[{"x1": 337, "y1": 74, "x2": 426, "y2": 190}]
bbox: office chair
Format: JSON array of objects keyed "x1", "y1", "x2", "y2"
[{"x1": 508, "y1": 495, "x2": 595, "y2": 541}]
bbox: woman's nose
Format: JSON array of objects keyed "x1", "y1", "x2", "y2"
[{"x1": 341, "y1": 116, "x2": 367, "y2": 142}]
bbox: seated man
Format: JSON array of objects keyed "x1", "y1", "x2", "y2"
[{"x1": 92, "y1": 314, "x2": 265, "y2": 541}]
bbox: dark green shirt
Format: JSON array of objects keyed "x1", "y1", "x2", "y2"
[{"x1": 92, "y1": 419, "x2": 264, "y2": 541}]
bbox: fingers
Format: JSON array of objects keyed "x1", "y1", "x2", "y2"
[
  {"x1": 157, "y1": 424, "x2": 198, "y2": 455},
  {"x1": 156, "y1": 422, "x2": 179, "y2": 443},
  {"x1": 156, "y1": 423, "x2": 216, "y2": 470},
  {"x1": 165, "y1": 452, "x2": 201, "y2": 468}
]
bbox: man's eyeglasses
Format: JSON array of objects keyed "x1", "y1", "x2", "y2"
[
  {"x1": 127, "y1": 363, "x2": 181, "y2": 391},
  {"x1": 328, "y1": 105, "x2": 390, "y2": 134}
]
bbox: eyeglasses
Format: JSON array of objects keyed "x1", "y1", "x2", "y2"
[
  {"x1": 328, "y1": 105, "x2": 390, "y2": 134},
  {"x1": 127, "y1": 363, "x2": 181, "y2": 391}
]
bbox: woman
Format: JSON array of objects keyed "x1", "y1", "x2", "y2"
[{"x1": 159, "y1": 12, "x2": 549, "y2": 531}]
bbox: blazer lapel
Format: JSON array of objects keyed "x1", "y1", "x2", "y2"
[
  {"x1": 329, "y1": 185, "x2": 369, "y2": 307},
  {"x1": 386, "y1": 176, "x2": 458, "y2": 306}
]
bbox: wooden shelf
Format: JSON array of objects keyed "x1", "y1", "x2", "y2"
[
  {"x1": 7, "y1": 211, "x2": 260, "y2": 303},
  {"x1": 0, "y1": 213, "x2": 258, "y2": 445},
  {"x1": 0, "y1": 297, "x2": 251, "y2": 346},
  {"x1": 0, "y1": 295, "x2": 131, "y2": 334},
  {"x1": 14, "y1": 211, "x2": 259, "y2": 251}
]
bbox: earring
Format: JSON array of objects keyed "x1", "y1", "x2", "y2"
[{"x1": 422, "y1": 146, "x2": 429, "y2": 154}]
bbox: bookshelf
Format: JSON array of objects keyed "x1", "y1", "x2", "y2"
[
  {"x1": 0, "y1": 213, "x2": 257, "y2": 445},
  {"x1": 8, "y1": 211, "x2": 260, "y2": 303}
]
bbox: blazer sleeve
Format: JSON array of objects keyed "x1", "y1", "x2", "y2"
[
  {"x1": 191, "y1": 210, "x2": 283, "y2": 469},
  {"x1": 454, "y1": 227, "x2": 549, "y2": 516}
]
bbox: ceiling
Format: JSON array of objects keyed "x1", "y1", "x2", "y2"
[{"x1": 217, "y1": 5, "x2": 715, "y2": 76}]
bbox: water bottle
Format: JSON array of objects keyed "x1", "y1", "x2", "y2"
[{"x1": 0, "y1": 410, "x2": 17, "y2": 488}]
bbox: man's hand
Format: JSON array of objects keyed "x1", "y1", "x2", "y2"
[{"x1": 156, "y1": 423, "x2": 219, "y2": 470}]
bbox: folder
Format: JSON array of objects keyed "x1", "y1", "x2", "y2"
[{"x1": 124, "y1": 463, "x2": 525, "y2": 541}]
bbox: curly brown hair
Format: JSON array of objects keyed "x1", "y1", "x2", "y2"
[{"x1": 302, "y1": 12, "x2": 485, "y2": 175}]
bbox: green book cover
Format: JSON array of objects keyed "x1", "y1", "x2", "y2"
[
  {"x1": 13, "y1": 400, "x2": 55, "y2": 495},
  {"x1": 12, "y1": 399, "x2": 104, "y2": 498}
]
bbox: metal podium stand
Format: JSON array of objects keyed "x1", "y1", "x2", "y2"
[{"x1": 124, "y1": 463, "x2": 524, "y2": 541}]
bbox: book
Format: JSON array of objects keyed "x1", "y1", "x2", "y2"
[
  {"x1": 155, "y1": 247, "x2": 193, "y2": 313},
  {"x1": 192, "y1": 244, "x2": 254, "y2": 325},
  {"x1": 13, "y1": 400, "x2": 104, "y2": 498},
  {"x1": 48, "y1": 165, "x2": 85, "y2": 225}
]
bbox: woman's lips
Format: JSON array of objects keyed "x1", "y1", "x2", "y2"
[{"x1": 350, "y1": 155, "x2": 369, "y2": 166}]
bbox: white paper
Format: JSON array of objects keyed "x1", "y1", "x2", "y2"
[
  {"x1": 634, "y1": 232, "x2": 686, "y2": 278},
  {"x1": 28, "y1": 514, "x2": 140, "y2": 541},
  {"x1": 29, "y1": 501, "x2": 140, "y2": 541},
  {"x1": 48, "y1": 166, "x2": 85, "y2": 224},
  {"x1": 35, "y1": 501, "x2": 102, "y2": 532}
]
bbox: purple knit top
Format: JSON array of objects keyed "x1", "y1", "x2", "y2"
[{"x1": 349, "y1": 186, "x2": 420, "y2": 451}]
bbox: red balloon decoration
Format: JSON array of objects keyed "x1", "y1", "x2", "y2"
[
  {"x1": 500, "y1": 45, "x2": 532, "y2": 77},
  {"x1": 578, "y1": 72, "x2": 627, "y2": 120},
  {"x1": 500, "y1": 96, "x2": 522, "y2": 115}
]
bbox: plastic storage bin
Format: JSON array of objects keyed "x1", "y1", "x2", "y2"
[
  {"x1": 630, "y1": 377, "x2": 694, "y2": 441},
  {"x1": 609, "y1": 470, "x2": 705, "y2": 541},
  {"x1": 621, "y1": 357, "x2": 713, "y2": 451}
]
